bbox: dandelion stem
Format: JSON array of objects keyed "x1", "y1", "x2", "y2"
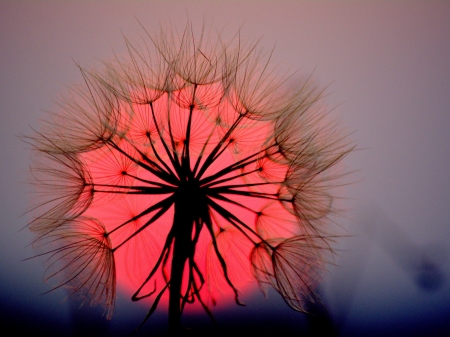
[{"x1": 168, "y1": 191, "x2": 199, "y2": 332}]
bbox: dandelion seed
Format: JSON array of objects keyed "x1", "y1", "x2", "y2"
[
  {"x1": 26, "y1": 21, "x2": 353, "y2": 334},
  {"x1": 32, "y1": 217, "x2": 116, "y2": 319}
]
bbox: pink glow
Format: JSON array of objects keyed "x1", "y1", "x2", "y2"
[{"x1": 80, "y1": 95, "x2": 297, "y2": 311}]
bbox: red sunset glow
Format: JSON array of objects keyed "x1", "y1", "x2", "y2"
[{"x1": 80, "y1": 93, "x2": 294, "y2": 310}]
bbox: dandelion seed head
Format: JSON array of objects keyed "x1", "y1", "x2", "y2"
[{"x1": 27, "y1": 20, "x2": 353, "y2": 330}]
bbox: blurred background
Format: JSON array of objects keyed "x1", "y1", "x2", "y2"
[{"x1": 1, "y1": 1, "x2": 449, "y2": 336}]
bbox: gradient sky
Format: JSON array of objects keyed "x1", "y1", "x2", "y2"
[{"x1": 1, "y1": 1, "x2": 450, "y2": 336}]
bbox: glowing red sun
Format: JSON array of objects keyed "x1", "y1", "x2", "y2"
[{"x1": 78, "y1": 93, "x2": 296, "y2": 311}]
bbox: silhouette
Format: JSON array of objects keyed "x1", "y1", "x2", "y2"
[{"x1": 25, "y1": 22, "x2": 353, "y2": 334}]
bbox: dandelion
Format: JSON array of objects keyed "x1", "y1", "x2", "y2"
[{"x1": 26, "y1": 22, "x2": 353, "y2": 334}]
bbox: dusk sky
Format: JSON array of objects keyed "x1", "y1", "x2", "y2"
[{"x1": 1, "y1": 1, "x2": 450, "y2": 336}]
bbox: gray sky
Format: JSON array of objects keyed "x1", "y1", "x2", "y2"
[{"x1": 1, "y1": 1, "x2": 450, "y2": 335}]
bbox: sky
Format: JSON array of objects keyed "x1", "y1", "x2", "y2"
[{"x1": 1, "y1": 1, "x2": 450, "y2": 336}]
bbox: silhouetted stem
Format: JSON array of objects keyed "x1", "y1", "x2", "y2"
[{"x1": 168, "y1": 193, "x2": 196, "y2": 334}]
